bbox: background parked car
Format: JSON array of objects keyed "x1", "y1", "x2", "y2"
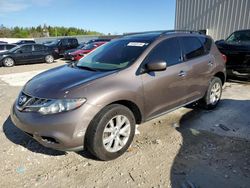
[
  {"x1": 13, "y1": 40, "x2": 36, "y2": 45},
  {"x1": 64, "y1": 39, "x2": 111, "y2": 60},
  {"x1": 0, "y1": 41, "x2": 7, "y2": 44},
  {"x1": 45, "y1": 37, "x2": 78, "y2": 58},
  {"x1": 70, "y1": 41, "x2": 107, "y2": 61},
  {"x1": 63, "y1": 43, "x2": 87, "y2": 60},
  {"x1": 0, "y1": 44, "x2": 17, "y2": 53},
  {"x1": 216, "y1": 29, "x2": 250, "y2": 79},
  {"x1": 0, "y1": 44, "x2": 54, "y2": 67}
]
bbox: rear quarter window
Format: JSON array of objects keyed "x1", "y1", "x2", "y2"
[
  {"x1": 180, "y1": 36, "x2": 205, "y2": 60},
  {"x1": 198, "y1": 36, "x2": 212, "y2": 53}
]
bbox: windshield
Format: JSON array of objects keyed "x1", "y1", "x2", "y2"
[
  {"x1": 226, "y1": 30, "x2": 250, "y2": 44},
  {"x1": 77, "y1": 39, "x2": 150, "y2": 71},
  {"x1": 82, "y1": 43, "x2": 97, "y2": 50},
  {"x1": 77, "y1": 43, "x2": 86, "y2": 49}
]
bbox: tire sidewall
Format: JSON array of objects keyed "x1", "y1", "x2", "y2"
[
  {"x1": 86, "y1": 104, "x2": 136, "y2": 161},
  {"x1": 45, "y1": 55, "x2": 54, "y2": 63},
  {"x1": 204, "y1": 77, "x2": 222, "y2": 109},
  {"x1": 3, "y1": 57, "x2": 14, "y2": 67}
]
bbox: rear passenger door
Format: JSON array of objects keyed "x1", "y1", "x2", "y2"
[
  {"x1": 33, "y1": 44, "x2": 46, "y2": 62},
  {"x1": 179, "y1": 36, "x2": 213, "y2": 102},
  {"x1": 141, "y1": 37, "x2": 189, "y2": 119}
]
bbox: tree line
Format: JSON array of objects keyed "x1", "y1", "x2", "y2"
[{"x1": 0, "y1": 24, "x2": 102, "y2": 38}]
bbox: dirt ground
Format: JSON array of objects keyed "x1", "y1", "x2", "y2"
[{"x1": 0, "y1": 60, "x2": 250, "y2": 188}]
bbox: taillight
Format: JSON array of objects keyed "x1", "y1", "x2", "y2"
[{"x1": 221, "y1": 53, "x2": 227, "y2": 63}]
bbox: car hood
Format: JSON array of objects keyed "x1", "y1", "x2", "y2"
[
  {"x1": 23, "y1": 64, "x2": 117, "y2": 99},
  {"x1": 216, "y1": 40, "x2": 250, "y2": 52}
]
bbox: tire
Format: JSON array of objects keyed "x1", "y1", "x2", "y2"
[
  {"x1": 200, "y1": 77, "x2": 222, "y2": 110},
  {"x1": 3, "y1": 57, "x2": 15, "y2": 67},
  {"x1": 85, "y1": 104, "x2": 136, "y2": 161},
  {"x1": 45, "y1": 55, "x2": 54, "y2": 64}
]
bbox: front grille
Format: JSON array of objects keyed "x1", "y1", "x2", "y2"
[{"x1": 17, "y1": 92, "x2": 51, "y2": 111}]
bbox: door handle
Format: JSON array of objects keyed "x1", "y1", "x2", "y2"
[{"x1": 178, "y1": 70, "x2": 187, "y2": 77}]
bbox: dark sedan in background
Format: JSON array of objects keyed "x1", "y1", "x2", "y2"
[
  {"x1": 216, "y1": 29, "x2": 250, "y2": 79},
  {"x1": 0, "y1": 44, "x2": 54, "y2": 67}
]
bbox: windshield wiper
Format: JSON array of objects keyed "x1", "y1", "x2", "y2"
[{"x1": 76, "y1": 65, "x2": 98, "y2": 72}]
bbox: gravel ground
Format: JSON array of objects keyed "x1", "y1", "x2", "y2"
[{"x1": 0, "y1": 60, "x2": 250, "y2": 188}]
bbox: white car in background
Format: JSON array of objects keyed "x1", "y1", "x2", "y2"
[{"x1": 0, "y1": 44, "x2": 17, "y2": 53}]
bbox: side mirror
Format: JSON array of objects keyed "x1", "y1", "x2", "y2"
[{"x1": 146, "y1": 61, "x2": 167, "y2": 72}]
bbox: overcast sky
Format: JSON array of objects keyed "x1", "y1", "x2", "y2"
[{"x1": 0, "y1": 0, "x2": 176, "y2": 34}]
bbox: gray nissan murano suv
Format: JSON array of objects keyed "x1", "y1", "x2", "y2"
[{"x1": 11, "y1": 31, "x2": 226, "y2": 160}]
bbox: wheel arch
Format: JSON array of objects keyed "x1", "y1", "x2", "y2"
[
  {"x1": 109, "y1": 100, "x2": 143, "y2": 124},
  {"x1": 214, "y1": 71, "x2": 226, "y2": 85}
]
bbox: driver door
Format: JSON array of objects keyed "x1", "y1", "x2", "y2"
[
  {"x1": 14, "y1": 45, "x2": 33, "y2": 64},
  {"x1": 141, "y1": 37, "x2": 189, "y2": 120}
]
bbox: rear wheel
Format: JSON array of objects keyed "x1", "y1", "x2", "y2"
[
  {"x1": 85, "y1": 104, "x2": 136, "y2": 161},
  {"x1": 45, "y1": 55, "x2": 54, "y2": 63},
  {"x1": 3, "y1": 57, "x2": 15, "y2": 67},
  {"x1": 200, "y1": 77, "x2": 222, "y2": 109}
]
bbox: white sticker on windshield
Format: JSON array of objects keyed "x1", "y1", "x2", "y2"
[{"x1": 127, "y1": 42, "x2": 148, "y2": 47}]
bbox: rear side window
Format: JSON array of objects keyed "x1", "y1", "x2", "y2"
[
  {"x1": 145, "y1": 37, "x2": 182, "y2": 67},
  {"x1": 34, "y1": 45, "x2": 45, "y2": 51},
  {"x1": 198, "y1": 36, "x2": 212, "y2": 53},
  {"x1": 6, "y1": 45, "x2": 16, "y2": 50},
  {"x1": 180, "y1": 37, "x2": 205, "y2": 60},
  {"x1": 21, "y1": 45, "x2": 32, "y2": 52}
]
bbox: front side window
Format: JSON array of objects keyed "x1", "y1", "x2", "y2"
[
  {"x1": 77, "y1": 39, "x2": 151, "y2": 71},
  {"x1": 0, "y1": 45, "x2": 4, "y2": 50},
  {"x1": 180, "y1": 37, "x2": 205, "y2": 60},
  {"x1": 144, "y1": 37, "x2": 182, "y2": 67}
]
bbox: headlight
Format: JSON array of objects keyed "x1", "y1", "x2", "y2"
[{"x1": 38, "y1": 98, "x2": 86, "y2": 115}]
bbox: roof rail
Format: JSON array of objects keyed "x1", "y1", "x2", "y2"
[
  {"x1": 123, "y1": 30, "x2": 204, "y2": 36},
  {"x1": 160, "y1": 30, "x2": 204, "y2": 35}
]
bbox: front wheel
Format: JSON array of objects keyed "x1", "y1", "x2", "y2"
[
  {"x1": 45, "y1": 55, "x2": 54, "y2": 64},
  {"x1": 200, "y1": 77, "x2": 222, "y2": 109},
  {"x1": 85, "y1": 104, "x2": 136, "y2": 161},
  {"x1": 3, "y1": 57, "x2": 15, "y2": 67}
]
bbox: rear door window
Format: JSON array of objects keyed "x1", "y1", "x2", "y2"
[
  {"x1": 34, "y1": 44, "x2": 45, "y2": 51},
  {"x1": 180, "y1": 36, "x2": 205, "y2": 60},
  {"x1": 21, "y1": 45, "x2": 32, "y2": 53},
  {"x1": 6, "y1": 45, "x2": 16, "y2": 50},
  {"x1": 145, "y1": 37, "x2": 182, "y2": 67},
  {"x1": 0, "y1": 45, "x2": 5, "y2": 50}
]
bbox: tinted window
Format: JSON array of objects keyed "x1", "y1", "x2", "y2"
[
  {"x1": 34, "y1": 44, "x2": 45, "y2": 51},
  {"x1": 61, "y1": 39, "x2": 68, "y2": 46},
  {"x1": 0, "y1": 45, "x2": 5, "y2": 50},
  {"x1": 198, "y1": 36, "x2": 212, "y2": 53},
  {"x1": 21, "y1": 45, "x2": 32, "y2": 52},
  {"x1": 6, "y1": 45, "x2": 16, "y2": 50},
  {"x1": 180, "y1": 37, "x2": 205, "y2": 60},
  {"x1": 145, "y1": 38, "x2": 182, "y2": 67},
  {"x1": 226, "y1": 30, "x2": 250, "y2": 43}
]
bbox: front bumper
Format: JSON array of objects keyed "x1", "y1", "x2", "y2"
[{"x1": 10, "y1": 101, "x2": 101, "y2": 151}]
